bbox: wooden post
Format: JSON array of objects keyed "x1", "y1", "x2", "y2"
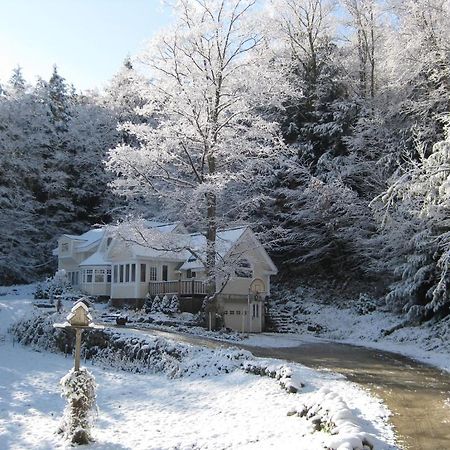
[
  {"x1": 74, "y1": 328, "x2": 83, "y2": 372},
  {"x1": 248, "y1": 289, "x2": 251, "y2": 335},
  {"x1": 208, "y1": 312, "x2": 212, "y2": 331},
  {"x1": 242, "y1": 309, "x2": 245, "y2": 334}
]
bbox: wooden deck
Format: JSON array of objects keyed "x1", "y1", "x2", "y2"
[{"x1": 148, "y1": 280, "x2": 207, "y2": 297}]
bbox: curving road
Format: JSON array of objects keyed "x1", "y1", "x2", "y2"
[{"x1": 114, "y1": 326, "x2": 450, "y2": 450}]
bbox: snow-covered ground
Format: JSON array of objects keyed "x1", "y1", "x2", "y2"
[
  {"x1": 0, "y1": 285, "x2": 397, "y2": 449},
  {"x1": 264, "y1": 285, "x2": 450, "y2": 372}
]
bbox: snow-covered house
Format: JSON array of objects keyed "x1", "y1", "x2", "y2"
[{"x1": 53, "y1": 223, "x2": 277, "y2": 332}]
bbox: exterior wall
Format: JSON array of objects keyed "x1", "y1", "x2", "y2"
[
  {"x1": 57, "y1": 237, "x2": 97, "y2": 269},
  {"x1": 219, "y1": 276, "x2": 269, "y2": 297},
  {"x1": 216, "y1": 230, "x2": 274, "y2": 298},
  {"x1": 110, "y1": 259, "x2": 182, "y2": 300},
  {"x1": 219, "y1": 298, "x2": 265, "y2": 333},
  {"x1": 80, "y1": 281, "x2": 111, "y2": 296},
  {"x1": 78, "y1": 266, "x2": 111, "y2": 296}
]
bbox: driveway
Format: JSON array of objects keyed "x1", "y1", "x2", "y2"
[{"x1": 114, "y1": 326, "x2": 450, "y2": 450}]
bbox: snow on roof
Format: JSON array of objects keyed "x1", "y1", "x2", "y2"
[
  {"x1": 179, "y1": 258, "x2": 204, "y2": 271},
  {"x1": 74, "y1": 229, "x2": 105, "y2": 249},
  {"x1": 79, "y1": 252, "x2": 111, "y2": 267},
  {"x1": 132, "y1": 226, "x2": 248, "y2": 266},
  {"x1": 61, "y1": 228, "x2": 105, "y2": 250},
  {"x1": 144, "y1": 221, "x2": 183, "y2": 233}
]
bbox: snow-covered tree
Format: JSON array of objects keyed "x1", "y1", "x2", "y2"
[
  {"x1": 0, "y1": 67, "x2": 121, "y2": 283},
  {"x1": 376, "y1": 117, "x2": 450, "y2": 317},
  {"x1": 107, "y1": 0, "x2": 291, "y2": 290},
  {"x1": 383, "y1": 0, "x2": 450, "y2": 155}
]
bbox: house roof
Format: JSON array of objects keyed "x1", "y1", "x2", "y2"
[
  {"x1": 71, "y1": 229, "x2": 105, "y2": 250},
  {"x1": 54, "y1": 222, "x2": 181, "y2": 257},
  {"x1": 133, "y1": 226, "x2": 248, "y2": 270},
  {"x1": 143, "y1": 221, "x2": 184, "y2": 233},
  {"x1": 55, "y1": 223, "x2": 277, "y2": 275},
  {"x1": 79, "y1": 252, "x2": 111, "y2": 267}
]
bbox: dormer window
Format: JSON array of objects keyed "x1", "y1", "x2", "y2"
[
  {"x1": 235, "y1": 259, "x2": 252, "y2": 278},
  {"x1": 61, "y1": 243, "x2": 69, "y2": 253}
]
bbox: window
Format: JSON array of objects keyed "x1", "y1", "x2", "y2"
[
  {"x1": 252, "y1": 304, "x2": 259, "y2": 318},
  {"x1": 149, "y1": 266, "x2": 157, "y2": 281},
  {"x1": 106, "y1": 269, "x2": 111, "y2": 283},
  {"x1": 61, "y1": 243, "x2": 69, "y2": 253},
  {"x1": 113, "y1": 265, "x2": 118, "y2": 283},
  {"x1": 140, "y1": 264, "x2": 146, "y2": 283},
  {"x1": 119, "y1": 265, "x2": 124, "y2": 283},
  {"x1": 162, "y1": 265, "x2": 168, "y2": 281},
  {"x1": 236, "y1": 310, "x2": 241, "y2": 315},
  {"x1": 131, "y1": 264, "x2": 136, "y2": 282},
  {"x1": 229, "y1": 310, "x2": 235, "y2": 315},
  {"x1": 186, "y1": 269, "x2": 192, "y2": 279},
  {"x1": 125, "y1": 264, "x2": 130, "y2": 282},
  {"x1": 235, "y1": 259, "x2": 252, "y2": 278},
  {"x1": 86, "y1": 269, "x2": 93, "y2": 283},
  {"x1": 95, "y1": 269, "x2": 105, "y2": 283}
]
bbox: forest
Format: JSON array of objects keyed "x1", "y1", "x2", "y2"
[{"x1": 0, "y1": 0, "x2": 448, "y2": 323}]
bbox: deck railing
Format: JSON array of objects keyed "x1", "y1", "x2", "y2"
[{"x1": 148, "y1": 280, "x2": 207, "y2": 297}]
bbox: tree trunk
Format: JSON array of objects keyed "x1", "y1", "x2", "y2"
[{"x1": 205, "y1": 190, "x2": 217, "y2": 296}]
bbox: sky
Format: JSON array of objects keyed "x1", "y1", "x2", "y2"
[{"x1": 0, "y1": 0, "x2": 173, "y2": 91}]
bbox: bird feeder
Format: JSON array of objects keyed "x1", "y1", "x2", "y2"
[
  {"x1": 67, "y1": 301, "x2": 92, "y2": 327},
  {"x1": 54, "y1": 298, "x2": 103, "y2": 372}
]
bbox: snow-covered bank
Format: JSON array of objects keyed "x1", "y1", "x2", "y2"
[
  {"x1": 265, "y1": 285, "x2": 450, "y2": 372},
  {"x1": 0, "y1": 285, "x2": 397, "y2": 449}
]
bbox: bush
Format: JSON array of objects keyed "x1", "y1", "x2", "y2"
[
  {"x1": 353, "y1": 294, "x2": 377, "y2": 315},
  {"x1": 59, "y1": 368, "x2": 97, "y2": 445},
  {"x1": 34, "y1": 270, "x2": 73, "y2": 300}
]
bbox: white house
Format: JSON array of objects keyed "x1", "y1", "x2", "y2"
[{"x1": 53, "y1": 222, "x2": 277, "y2": 332}]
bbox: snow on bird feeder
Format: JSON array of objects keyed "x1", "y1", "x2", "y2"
[
  {"x1": 54, "y1": 298, "x2": 103, "y2": 371},
  {"x1": 67, "y1": 301, "x2": 92, "y2": 327}
]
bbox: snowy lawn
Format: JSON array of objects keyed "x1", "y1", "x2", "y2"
[{"x1": 0, "y1": 285, "x2": 397, "y2": 449}]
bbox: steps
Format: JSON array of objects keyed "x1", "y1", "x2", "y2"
[{"x1": 265, "y1": 310, "x2": 297, "y2": 333}]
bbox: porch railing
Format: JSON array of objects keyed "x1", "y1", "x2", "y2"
[{"x1": 148, "y1": 280, "x2": 207, "y2": 297}]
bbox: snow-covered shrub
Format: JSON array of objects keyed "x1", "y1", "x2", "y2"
[
  {"x1": 293, "y1": 388, "x2": 375, "y2": 450},
  {"x1": 150, "y1": 295, "x2": 161, "y2": 313},
  {"x1": 353, "y1": 294, "x2": 377, "y2": 315},
  {"x1": 243, "y1": 361, "x2": 304, "y2": 393},
  {"x1": 168, "y1": 295, "x2": 180, "y2": 314},
  {"x1": 160, "y1": 295, "x2": 170, "y2": 312},
  {"x1": 10, "y1": 311, "x2": 252, "y2": 378},
  {"x1": 144, "y1": 293, "x2": 153, "y2": 311},
  {"x1": 149, "y1": 294, "x2": 180, "y2": 315},
  {"x1": 34, "y1": 270, "x2": 76, "y2": 301},
  {"x1": 9, "y1": 311, "x2": 68, "y2": 351},
  {"x1": 59, "y1": 368, "x2": 97, "y2": 445}
]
